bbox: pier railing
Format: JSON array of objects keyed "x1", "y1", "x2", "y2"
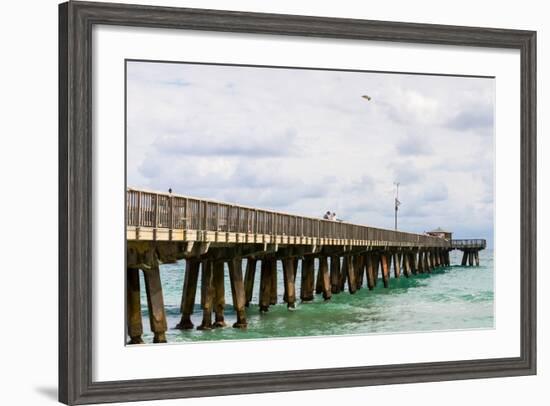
[
  {"x1": 451, "y1": 239, "x2": 487, "y2": 249},
  {"x1": 127, "y1": 188, "x2": 450, "y2": 247}
]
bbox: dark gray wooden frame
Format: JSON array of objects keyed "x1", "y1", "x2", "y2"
[{"x1": 59, "y1": 1, "x2": 537, "y2": 404}]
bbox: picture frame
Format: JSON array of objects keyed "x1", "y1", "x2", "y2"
[{"x1": 59, "y1": 1, "x2": 537, "y2": 404}]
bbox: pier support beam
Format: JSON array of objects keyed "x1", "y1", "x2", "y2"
[
  {"x1": 127, "y1": 268, "x2": 143, "y2": 344},
  {"x1": 372, "y1": 254, "x2": 380, "y2": 287},
  {"x1": 319, "y1": 256, "x2": 332, "y2": 300},
  {"x1": 403, "y1": 253, "x2": 411, "y2": 278},
  {"x1": 198, "y1": 261, "x2": 214, "y2": 330},
  {"x1": 339, "y1": 256, "x2": 348, "y2": 292},
  {"x1": 366, "y1": 253, "x2": 376, "y2": 290},
  {"x1": 228, "y1": 258, "x2": 248, "y2": 328},
  {"x1": 475, "y1": 250, "x2": 480, "y2": 266},
  {"x1": 177, "y1": 259, "x2": 200, "y2": 330},
  {"x1": 330, "y1": 256, "x2": 341, "y2": 294},
  {"x1": 424, "y1": 251, "x2": 431, "y2": 273},
  {"x1": 301, "y1": 256, "x2": 315, "y2": 302},
  {"x1": 213, "y1": 261, "x2": 226, "y2": 328},
  {"x1": 355, "y1": 255, "x2": 364, "y2": 289},
  {"x1": 270, "y1": 259, "x2": 278, "y2": 305},
  {"x1": 259, "y1": 259, "x2": 272, "y2": 312},
  {"x1": 346, "y1": 256, "x2": 357, "y2": 294},
  {"x1": 315, "y1": 258, "x2": 324, "y2": 294},
  {"x1": 410, "y1": 251, "x2": 418, "y2": 275},
  {"x1": 380, "y1": 253, "x2": 390, "y2": 288},
  {"x1": 468, "y1": 251, "x2": 474, "y2": 267},
  {"x1": 417, "y1": 251, "x2": 424, "y2": 273},
  {"x1": 143, "y1": 265, "x2": 167, "y2": 342},
  {"x1": 461, "y1": 251, "x2": 468, "y2": 266},
  {"x1": 244, "y1": 258, "x2": 256, "y2": 307},
  {"x1": 393, "y1": 252, "x2": 401, "y2": 278},
  {"x1": 283, "y1": 257, "x2": 297, "y2": 308}
]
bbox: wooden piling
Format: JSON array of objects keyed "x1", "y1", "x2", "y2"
[
  {"x1": 228, "y1": 258, "x2": 248, "y2": 328},
  {"x1": 212, "y1": 261, "x2": 226, "y2": 328},
  {"x1": 319, "y1": 256, "x2": 332, "y2": 300},
  {"x1": 365, "y1": 253, "x2": 376, "y2": 290},
  {"x1": 461, "y1": 250, "x2": 468, "y2": 266},
  {"x1": 468, "y1": 251, "x2": 474, "y2": 266},
  {"x1": 393, "y1": 252, "x2": 401, "y2": 278},
  {"x1": 372, "y1": 253, "x2": 380, "y2": 287},
  {"x1": 403, "y1": 252, "x2": 411, "y2": 277},
  {"x1": 417, "y1": 251, "x2": 424, "y2": 273},
  {"x1": 346, "y1": 256, "x2": 357, "y2": 294},
  {"x1": 424, "y1": 250, "x2": 431, "y2": 273},
  {"x1": 177, "y1": 259, "x2": 200, "y2": 330},
  {"x1": 283, "y1": 257, "x2": 297, "y2": 308},
  {"x1": 339, "y1": 255, "x2": 348, "y2": 292},
  {"x1": 270, "y1": 258, "x2": 277, "y2": 305},
  {"x1": 315, "y1": 258, "x2": 324, "y2": 294},
  {"x1": 281, "y1": 259, "x2": 288, "y2": 304},
  {"x1": 474, "y1": 250, "x2": 480, "y2": 266},
  {"x1": 355, "y1": 255, "x2": 365, "y2": 290},
  {"x1": 197, "y1": 260, "x2": 214, "y2": 330},
  {"x1": 127, "y1": 268, "x2": 143, "y2": 344},
  {"x1": 410, "y1": 252, "x2": 418, "y2": 275},
  {"x1": 143, "y1": 265, "x2": 168, "y2": 342},
  {"x1": 244, "y1": 258, "x2": 256, "y2": 307},
  {"x1": 301, "y1": 256, "x2": 315, "y2": 302},
  {"x1": 259, "y1": 259, "x2": 272, "y2": 312},
  {"x1": 380, "y1": 253, "x2": 390, "y2": 288},
  {"x1": 330, "y1": 256, "x2": 341, "y2": 293}
]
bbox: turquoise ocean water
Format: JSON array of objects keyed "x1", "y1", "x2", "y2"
[{"x1": 136, "y1": 249, "x2": 494, "y2": 343}]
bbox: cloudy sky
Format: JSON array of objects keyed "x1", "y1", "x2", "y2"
[{"x1": 126, "y1": 61, "x2": 495, "y2": 247}]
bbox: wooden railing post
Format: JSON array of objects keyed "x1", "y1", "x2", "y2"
[
  {"x1": 215, "y1": 203, "x2": 220, "y2": 231},
  {"x1": 169, "y1": 195, "x2": 174, "y2": 229},
  {"x1": 153, "y1": 193, "x2": 159, "y2": 228},
  {"x1": 183, "y1": 198, "x2": 188, "y2": 229},
  {"x1": 136, "y1": 191, "x2": 142, "y2": 226}
]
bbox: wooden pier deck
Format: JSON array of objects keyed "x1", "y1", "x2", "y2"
[{"x1": 125, "y1": 188, "x2": 486, "y2": 344}]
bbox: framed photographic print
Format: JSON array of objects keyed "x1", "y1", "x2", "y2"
[{"x1": 59, "y1": 1, "x2": 536, "y2": 404}]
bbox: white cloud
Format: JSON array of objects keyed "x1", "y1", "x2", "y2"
[{"x1": 127, "y1": 61, "x2": 495, "y2": 246}]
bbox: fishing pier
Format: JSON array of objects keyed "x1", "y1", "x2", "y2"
[{"x1": 126, "y1": 188, "x2": 486, "y2": 344}]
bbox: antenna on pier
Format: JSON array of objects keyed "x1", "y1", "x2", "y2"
[{"x1": 394, "y1": 181, "x2": 401, "y2": 230}]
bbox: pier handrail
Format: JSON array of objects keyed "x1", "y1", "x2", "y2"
[
  {"x1": 451, "y1": 239, "x2": 487, "y2": 249},
  {"x1": 126, "y1": 188, "x2": 450, "y2": 247}
]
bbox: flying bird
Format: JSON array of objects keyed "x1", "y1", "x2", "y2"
[{"x1": 361, "y1": 95, "x2": 372, "y2": 101}]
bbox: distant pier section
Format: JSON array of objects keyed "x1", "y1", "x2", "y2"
[{"x1": 125, "y1": 188, "x2": 486, "y2": 344}]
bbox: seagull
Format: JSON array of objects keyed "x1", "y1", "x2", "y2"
[{"x1": 361, "y1": 95, "x2": 372, "y2": 101}]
